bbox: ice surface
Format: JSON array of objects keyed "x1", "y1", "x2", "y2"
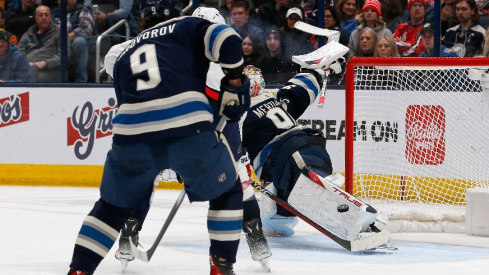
[{"x1": 2, "y1": 186, "x2": 489, "y2": 275}]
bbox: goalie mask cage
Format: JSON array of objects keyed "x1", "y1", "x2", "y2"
[{"x1": 344, "y1": 57, "x2": 489, "y2": 233}]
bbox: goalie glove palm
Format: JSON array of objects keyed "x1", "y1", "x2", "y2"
[{"x1": 219, "y1": 75, "x2": 251, "y2": 121}]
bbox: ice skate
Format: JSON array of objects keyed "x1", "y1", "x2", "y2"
[
  {"x1": 115, "y1": 218, "x2": 139, "y2": 272},
  {"x1": 243, "y1": 218, "x2": 272, "y2": 271},
  {"x1": 67, "y1": 269, "x2": 90, "y2": 275},
  {"x1": 209, "y1": 254, "x2": 235, "y2": 275}
]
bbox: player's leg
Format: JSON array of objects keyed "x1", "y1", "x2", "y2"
[
  {"x1": 260, "y1": 135, "x2": 333, "y2": 236},
  {"x1": 68, "y1": 142, "x2": 160, "y2": 274},
  {"x1": 168, "y1": 130, "x2": 242, "y2": 275},
  {"x1": 240, "y1": 159, "x2": 272, "y2": 265}
]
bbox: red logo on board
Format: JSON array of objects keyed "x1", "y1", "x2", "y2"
[
  {"x1": 405, "y1": 105, "x2": 445, "y2": 165},
  {"x1": 0, "y1": 92, "x2": 29, "y2": 128}
]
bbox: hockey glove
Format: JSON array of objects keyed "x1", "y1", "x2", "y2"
[
  {"x1": 329, "y1": 57, "x2": 345, "y2": 74},
  {"x1": 219, "y1": 74, "x2": 251, "y2": 122}
]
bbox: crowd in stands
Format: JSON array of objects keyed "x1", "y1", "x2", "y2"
[{"x1": 0, "y1": 0, "x2": 489, "y2": 84}]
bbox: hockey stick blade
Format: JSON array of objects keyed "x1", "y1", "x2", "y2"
[
  {"x1": 250, "y1": 179, "x2": 390, "y2": 251},
  {"x1": 294, "y1": 21, "x2": 339, "y2": 37},
  {"x1": 129, "y1": 189, "x2": 186, "y2": 262}
]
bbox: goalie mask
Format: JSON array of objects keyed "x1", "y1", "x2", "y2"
[
  {"x1": 192, "y1": 7, "x2": 226, "y2": 25},
  {"x1": 243, "y1": 65, "x2": 265, "y2": 98}
]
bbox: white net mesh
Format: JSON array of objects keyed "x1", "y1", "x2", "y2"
[{"x1": 347, "y1": 59, "x2": 489, "y2": 232}]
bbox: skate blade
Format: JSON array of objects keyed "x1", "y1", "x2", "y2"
[
  {"x1": 259, "y1": 258, "x2": 270, "y2": 272},
  {"x1": 120, "y1": 259, "x2": 129, "y2": 273},
  {"x1": 376, "y1": 241, "x2": 399, "y2": 251}
]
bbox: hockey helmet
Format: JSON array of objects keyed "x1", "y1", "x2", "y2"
[
  {"x1": 243, "y1": 65, "x2": 265, "y2": 98},
  {"x1": 192, "y1": 7, "x2": 226, "y2": 25},
  {"x1": 140, "y1": 0, "x2": 182, "y2": 20}
]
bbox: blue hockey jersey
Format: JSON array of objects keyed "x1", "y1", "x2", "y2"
[
  {"x1": 112, "y1": 16, "x2": 243, "y2": 144},
  {"x1": 241, "y1": 73, "x2": 320, "y2": 176}
]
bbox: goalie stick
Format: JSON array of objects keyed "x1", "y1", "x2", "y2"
[
  {"x1": 294, "y1": 21, "x2": 339, "y2": 38},
  {"x1": 129, "y1": 117, "x2": 228, "y2": 262},
  {"x1": 249, "y1": 176, "x2": 391, "y2": 252}
]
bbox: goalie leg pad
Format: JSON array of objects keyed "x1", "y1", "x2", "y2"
[
  {"x1": 264, "y1": 214, "x2": 298, "y2": 236},
  {"x1": 287, "y1": 172, "x2": 378, "y2": 240},
  {"x1": 260, "y1": 183, "x2": 298, "y2": 236}
]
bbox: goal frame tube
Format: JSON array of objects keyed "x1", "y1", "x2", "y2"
[{"x1": 344, "y1": 57, "x2": 489, "y2": 194}]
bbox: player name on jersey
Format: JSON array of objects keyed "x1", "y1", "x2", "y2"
[
  {"x1": 119, "y1": 23, "x2": 177, "y2": 59},
  {"x1": 252, "y1": 100, "x2": 281, "y2": 118}
]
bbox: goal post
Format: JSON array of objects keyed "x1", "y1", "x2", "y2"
[{"x1": 344, "y1": 57, "x2": 489, "y2": 232}]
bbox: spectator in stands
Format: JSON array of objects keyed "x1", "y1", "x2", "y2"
[
  {"x1": 336, "y1": 0, "x2": 359, "y2": 34},
  {"x1": 419, "y1": 23, "x2": 459, "y2": 57},
  {"x1": 5, "y1": 0, "x2": 23, "y2": 11},
  {"x1": 18, "y1": 5, "x2": 61, "y2": 82},
  {"x1": 442, "y1": 0, "x2": 485, "y2": 57},
  {"x1": 351, "y1": 26, "x2": 377, "y2": 58},
  {"x1": 242, "y1": 34, "x2": 265, "y2": 67},
  {"x1": 5, "y1": 0, "x2": 37, "y2": 40},
  {"x1": 218, "y1": 0, "x2": 234, "y2": 25},
  {"x1": 371, "y1": 36, "x2": 400, "y2": 86},
  {"x1": 482, "y1": 0, "x2": 489, "y2": 56},
  {"x1": 87, "y1": 0, "x2": 138, "y2": 43},
  {"x1": 256, "y1": 0, "x2": 298, "y2": 31},
  {"x1": 321, "y1": 6, "x2": 350, "y2": 47},
  {"x1": 393, "y1": 0, "x2": 426, "y2": 56},
  {"x1": 340, "y1": 27, "x2": 377, "y2": 84},
  {"x1": 480, "y1": 0, "x2": 489, "y2": 30},
  {"x1": 52, "y1": 0, "x2": 95, "y2": 82},
  {"x1": 256, "y1": 26, "x2": 297, "y2": 84},
  {"x1": 441, "y1": 0, "x2": 459, "y2": 35},
  {"x1": 379, "y1": 0, "x2": 404, "y2": 32},
  {"x1": 374, "y1": 35, "x2": 400, "y2": 56},
  {"x1": 231, "y1": 0, "x2": 265, "y2": 42},
  {"x1": 348, "y1": 0, "x2": 391, "y2": 59},
  {"x1": 0, "y1": 8, "x2": 18, "y2": 45},
  {"x1": 281, "y1": 7, "x2": 314, "y2": 61},
  {"x1": 0, "y1": 28, "x2": 30, "y2": 82}
]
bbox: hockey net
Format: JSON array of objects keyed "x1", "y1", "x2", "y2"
[{"x1": 344, "y1": 57, "x2": 489, "y2": 233}]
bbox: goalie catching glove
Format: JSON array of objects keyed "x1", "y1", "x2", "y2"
[{"x1": 219, "y1": 74, "x2": 251, "y2": 121}]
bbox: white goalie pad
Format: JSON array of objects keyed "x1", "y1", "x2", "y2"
[
  {"x1": 287, "y1": 173, "x2": 377, "y2": 241},
  {"x1": 259, "y1": 183, "x2": 277, "y2": 222}
]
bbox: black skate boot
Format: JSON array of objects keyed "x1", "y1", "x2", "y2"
[
  {"x1": 243, "y1": 218, "x2": 272, "y2": 271},
  {"x1": 115, "y1": 218, "x2": 139, "y2": 272},
  {"x1": 209, "y1": 254, "x2": 235, "y2": 275},
  {"x1": 67, "y1": 269, "x2": 91, "y2": 275}
]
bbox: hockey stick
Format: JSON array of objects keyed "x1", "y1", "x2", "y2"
[
  {"x1": 249, "y1": 178, "x2": 390, "y2": 252},
  {"x1": 129, "y1": 117, "x2": 228, "y2": 262},
  {"x1": 129, "y1": 188, "x2": 186, "y2": 262}
]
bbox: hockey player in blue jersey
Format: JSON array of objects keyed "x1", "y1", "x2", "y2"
[
  {"x1": 104, "y1": 7, "x2": 272, "y2": 272},
  {"x1": 67, "y1": 5, "x2": 250, "y2": 275}
]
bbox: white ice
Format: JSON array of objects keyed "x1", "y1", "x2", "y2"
[{"x1": 2, "y1": 186, "x2": 489, "y2": 275}]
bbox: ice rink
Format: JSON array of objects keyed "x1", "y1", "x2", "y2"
[{"x1": 2, "y1": 185, "x2": 489, "y2": 275}]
